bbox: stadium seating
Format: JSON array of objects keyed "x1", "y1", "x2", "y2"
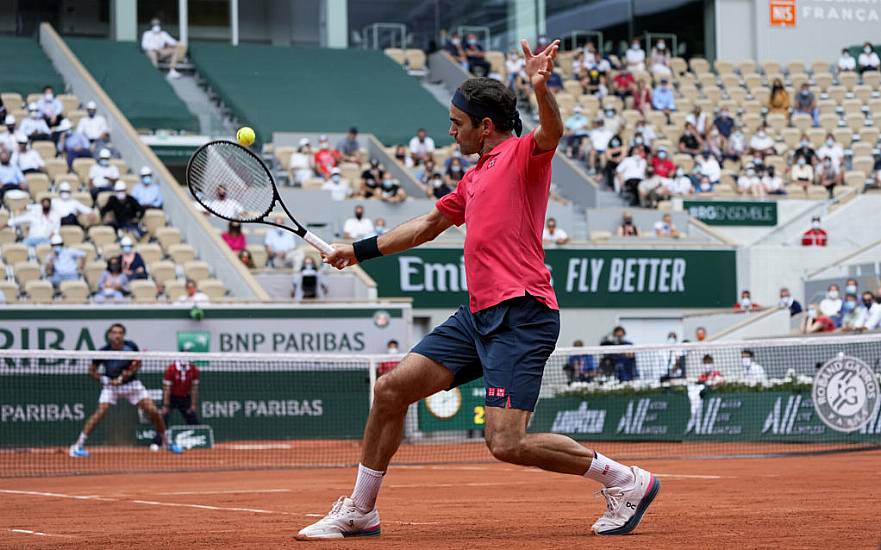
[{"x1": 0, "y1": 36, "x2": 65, "y2": 96}]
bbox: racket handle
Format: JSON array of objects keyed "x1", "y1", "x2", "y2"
[{"x1": 303, "y1": 231, "x2": 334, "y2": 255}]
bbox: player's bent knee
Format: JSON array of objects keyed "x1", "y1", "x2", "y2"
[
  {"x1": 485, "y1": 432, "x2": 524, "y2": 464},
  {"x1": 372, "y1": 375, "x2": 409, "y2": 412}
]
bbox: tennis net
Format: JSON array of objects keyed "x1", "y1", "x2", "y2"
[{"x1": 1, "y1": 333, "x2": 879, "y2": 477}]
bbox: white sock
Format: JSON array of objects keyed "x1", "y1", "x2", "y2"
[
  {"x1": 75, "y1": 432, "x2": 87, "y2": 448},
  {"x1": 584, "y1": 452, "x2": 635, "y2": 489},
  {"x1": 351, "y1": 464, "x2": 385, "y2": 512}
]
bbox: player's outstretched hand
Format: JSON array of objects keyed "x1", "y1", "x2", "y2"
[
  {"x1": 521, "y1": 38, "x2": 560, "y2": 89},
  {"x1": 323, "y1": 243, "x2": 356, "y2": 270}
]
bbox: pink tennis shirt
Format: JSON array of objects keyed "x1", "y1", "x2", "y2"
[{"x1": 436, "y1": 131, "x2": 559, "y2": 313}]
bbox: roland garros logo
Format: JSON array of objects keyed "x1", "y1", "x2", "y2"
[{"x1": 812, "y1": 354, "x2": 879, "y2": 433}]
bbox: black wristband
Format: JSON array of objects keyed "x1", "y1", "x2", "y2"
[{"x1": 353, "y1": 235, "x2": 382, "y2": 263}]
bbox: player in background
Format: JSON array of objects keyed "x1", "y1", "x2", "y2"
[
  {"x1": 69, "y1": 323, "x2": 184, "y2": 457},
  {"x1": 299, "y1": 38, "x2": 659, "y2": 540}
]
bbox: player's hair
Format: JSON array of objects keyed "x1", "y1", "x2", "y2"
[
  {"x1": 741, "y1": 349, "x2": 755, "y2": 358},
  {"x1": 702, "y1": 354, "x2": 714, "y2": 364},
  {"x1": 456, "y1": 77, "x2": 517, "y2": 133},
  {"x1": 107, "y1": 323, "x2": 126, "y2": 335}
]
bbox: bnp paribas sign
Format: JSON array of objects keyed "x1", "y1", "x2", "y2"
[{"x1": 360, "y1": 248, "x2": 737, "y2": 309}]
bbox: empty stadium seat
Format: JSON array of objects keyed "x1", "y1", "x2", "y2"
[
  {"x1": 405, "y1": 49, "x2": 426, "y2": 71},
  {"x1": 60, "y1": 225, "x2": 85, "y2": 246},
  {"x1": 44, "y1": 159, "x2": 68, "y2": 182},
  {"x1": 59, "y1": 280, "x2": 89, "y2": 304},
  {"x1": 165, "y1": 278, "x2": 186, "y2": 301},
  {"x1": 183, "y1": 260, "x2": 210, "y2": 282},
  {"x1": 0, "y1": 279, "x2": 18, "y2": 302},
  {"x1": 149, "y1": 260, "x2": 176, "y2": 286},
  {"x1": 130, "y1": 279, "x2": 158, "y2": 303},
  {"x1": 31, "y1": 140, "x2": 56, "y2": 161},
  {"x1": 383, "y1": 48, "x2": 405, "y2": 65},
  {"x1": 0, "y1": 226, "x2": 14, "y2": 246},
  {"x1": 72, "y1": 158, "x2": 95, "y2": 183},
  {"x1": 83, "y1": 260, "x2": 107, "y2": 292},
  {"x1": 14, "y1": 261, "x2": 40, "y2": 286},
  {"x1": 25, "y1": 173, "x2": 51, "y2": 200},
  {"x1": 72, "y1": 242, "x2": 97, "y2": 263},
  {"x1": 135, "y1": 243, "x2": 162, "y2": 266},
  {"x1": 168, "y1": 243, "x2": 195, "y2": 264},
  {"x1": 197, "y1": 278, "x2": 226, "y2": 300},
  {"x1": 24, "y1": 280, "x2": 53, "y2": 303},
  {"x1": 88, "y1": 225, "x2": 117, "y2": 248},
  {"x1": 156, "y1": 227, "x2": 181, "y2": 252},
  {"x1": 246, "y1": 244, "x2": 268, "y2": 269},
  {"x1": 1, "y1": 243, "x2": 27, "y2": 265},
  {"x1": 142, "y1": 209, "x2": 167, "y2": 236},
  {"x1": 3, "y1": 191, "x2": 29, "y2": 213},
  {"x1": 0, "y1": 92, "x2": 22, "y2": 107}
]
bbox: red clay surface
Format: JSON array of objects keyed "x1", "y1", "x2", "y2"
[{"x1": 2, "y1": 450, "x2": 880, "y2": 549}]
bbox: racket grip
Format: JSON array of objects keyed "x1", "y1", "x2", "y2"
[{"x1": 303, "y1": 231, "x2": 334, "y2": 255}]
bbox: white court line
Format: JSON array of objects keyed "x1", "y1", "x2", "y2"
[
  {"x1": 157, "y1": 489, "x2": 292, "y2": 496},
  {"x1": 7, "y1": 528, "x2": 73, "y2": 538},
  {"x1": 0, "y1": 489, "x2": 117, "y2": 501},
  {"x1": 131, "y1": 500, "x2": 291, "y2": 515},
  {"x1": 655, "y1": 474, "x2": 729, "y2": 479},
  {"x1": 390, "y1": 481, "x2": 536, "y2": 489}
]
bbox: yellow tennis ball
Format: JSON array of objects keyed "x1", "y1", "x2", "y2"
[{"x1": 236, "y1": 127, "x2": 255, "y2": 146}]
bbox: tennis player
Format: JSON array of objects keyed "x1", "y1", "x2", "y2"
[{"x1": 299, "y1": 38, "x2": 659, "y2": 540}]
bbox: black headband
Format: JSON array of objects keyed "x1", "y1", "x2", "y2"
[{"x1": 452, "y1": 89, "x2": 522, "y2": 137}]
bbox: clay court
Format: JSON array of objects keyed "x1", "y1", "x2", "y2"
[{"x1": 2, "y1": 448, "x2": 880, "y2": 549}]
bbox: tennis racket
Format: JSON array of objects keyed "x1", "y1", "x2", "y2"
[{"x1": 186, "y1": 140, "x2": 334, "y2": 256}]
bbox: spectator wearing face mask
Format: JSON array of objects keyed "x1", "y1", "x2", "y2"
[
  {"x1": 444, "y1": 31, "x2": 467, "y2": 69},
  {"x1": 76, "y1": 101, "x2": 109, "y2": 142},
  {"x1": 203, "y1": 185, "x2": 244, "y2": 219},
  {"x1": 819, "y1": 284, "x2": 842, "y2": 318},
  {"x1": 602, "y1": 127, "x2": 625, "y2": 190},
  {"x1": 119, "y1": 236, "x2": 147, "y2": 280},
  {"x1": 762, "y1": 166, "x2": 785, "y2": 195},
  {"x1": 696, "y1": 150, "x2": 721, "y2": 184},
  {"x1": 713, "y1": 107, "x2": 735, "y2": 140},
  {"x1": 414, "y1": 159, "x2": 437, "y2": 186},
  {"x1": 463, "y1": 33, "x2": 492, "y2": 77},
  {"x1": 704, "y1": 128, "x2": 724, "y2": 160},
  {"x1": 264, "y1": 214, "x2": 303, "y2": 269},
  {"x1": 843, "y1": 278, "x2": 860, "y2": 298},
  {"x1": 801, "y1": 216, "x2": 827, "y2": 246},
  {"x1": 342, "y1": 204, "x2": 374, "y2": 241},
  {"x1": 697, "y1": 354, "x2": 724, "y2": 386},
  {"x1": 665, "y1": 167, "x2": 693, "y2": 196},
  {"x1": 733, "y1": 290, "x2": 761, "y2": 311},
  {"x1": 336, "y1": 127, "x2": 361, "y2": 164},
  {"x1": 724, "y1": 125, "x2": 746, "y2": 161},
  {"x1": 10, "y1": 136, "x2": 44, "y2": 174},
  {"x1": 791, "y1": 135, "x2": 817, "y2": 167},
  {"x1": 588, "y1": 117, "x2": 612, "y2": 175},
  {"x1": 632, "y1": 120, "x2": 656, "y2": 148},
  {"x1": 839, "y1": 293, "x2": 866, "y2": 332},
  {"x1": 838, "y1": 48, "x2": 857, "y2": 72},
  {"x1": 101, "y1": 181, "x2": 144, "y2": 237},
  {"x1": 88, "y1": 148, "x2": 120, "y2": 200},
  {"x1": 56, "y1": 119, "x2": 92, "y2": 168},
  {"x1": 542, "y1": 217, "x2": 569, "y2": 245},
  {"x1": 43, "y1": 234, "x2": 85, "y2": 288},
  {"x1": 141, "y1": 18, "x2": 182, "y2": 78},
  {"x1": 564, "y1": 105, "x2": 590, "y2": 159},
  {"x1": 7, "y1": 197, "x2": 59, "y2": 247},
  {"x1": 0, "y1": 115, "x2": 18, "y2": 153},
  {"x1": 748, "y1": 125, "x2": 775, "y2": 159},
  {"x1": 739, "y1": 350, "x2": 767, "y2": 384},
  {"x1": 816, "y1": 157, "x2": 839, "y2": 198},
  {"x1": 54, "y1": 181, "x2": 93, "y2": 226},
  {"x1": 737, "y1": 166, "x2": 764, "y2": 198},
  {"x1": 130, "y1": 166, "x2": 163, "y2": 209},
  {"x1": 817, "y1": 133, "x2": 844, "y2": 171},
  {"x1": 611, "y1": 69, "x2": 635, "y2": 101},
  {"x1": 794, "y1": 83, "x2": 819, "y2": 127},
  {"x1": 291, "y1": 257, "x2": 328, "y2": 301},
  {"x1": 373, "y1": 217, "x2": 388, "y2": 236},
  {"x1": 379, "y1": 175, "x2": 406, "y2": 203},
  {"x1": 359, "y1": 158, "x2": 384, "y2": 199},
  {"x1": 393, "y1": 144, "x2": 414, "y2": 168},
  {"x1": 790, "y1": 155, "x2": 815, "y2": 194},
  {"x1": 445, "y1": 156, "x2": 467, "y2": 187},
  {"x1": 616, "y1": 146, "x2": 647, "y2": 201},
  {"x1": 685, "y1": 106, "x2": 707, "y2": 137},
  {"x1": 425, "y1": 171, "x2": 452, "y2": 199},
  {"x1": 616, "y1": 211, "x2": 639, "y2": 237},
  {"x1": 289, "y1": 138, "x2": 316, "y2": 187},
  {"x1": 801, "y1": 304, "x2": 836, "y2": 333},
  {"x1": 678, "y1": 122, "x2": 702, "y2": 157},
  {"x1": 222, "y1": 221, "x2": 246, "y2": 253},
  {"x1": 625, "y1": 39, "x2": 646, "y2": 72},
  {"x1": 637, "y1": 166, "x2": 670, "y2": 208},
  {"x1": 36, "y1": 86, "x2": 64, "y2": 128},
  {"x1": 653, "y1": 213, "x2": 680, "y2": 239},
  {"x1": 600, "y1": 326, "x2": 637, "y2": 381},
  {"x1": 94, "y1": 256, "x2": 129, "y2": 303},
  {"x1": 20, "y1": 103, "x2": 51, "y2": 141},
  {"x1": 858, "y1": 289, "x2": 881, "y2": 331},
  {"x1": 650, "y1": 39, "x2": 670, "y2": 70},
  {"x1": 321, "y1": 167, "x2": 352, "y2": 201},
  {"x1": 651, "y1": 78, "x2": 676, "y2": 116},
  {"x1": 651, "y1": 147, "x2": 674, "y2": 178},
  {"x1": 778, "y1": 287, "x2": 802, "y2": 316},
  {"x1": 768, "y1": 79, "x2": 790, "y2": 116},
  {"x1": 858, "y1": 42, "x2": 880, "y2": 73},
  {"x1": 408, "y1": 129, "x2": 436, "y2": 165},
  {"x1": 313, "y1": 135, "x2": 340, "y2": 178}
]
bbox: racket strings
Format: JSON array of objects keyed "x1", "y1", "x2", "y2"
[{"x1": 188, "y1": 141, "x2": 275, "y2": 221}]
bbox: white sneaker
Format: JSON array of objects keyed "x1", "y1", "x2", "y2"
[
  {"x1": 295, "y1": 496, "x2": 381, "y2": 540},
  {"x1": 167, "y1": 69, "x2": 182, "y2": 79},
  {"x1": 68, "y1": 445, "x2": 89, "y2": 458},
  {"x1": 592, "y1": 466, "x2": 660, "y2": 536}
]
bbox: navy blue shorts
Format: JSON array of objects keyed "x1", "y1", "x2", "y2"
[{"x1": 411, "y1": 295, "x2": 560, "y2": 411}]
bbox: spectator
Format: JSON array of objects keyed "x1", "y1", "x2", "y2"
[
  {"x1": 393, "y1": 144, "x2": 414, "y2": 168},
  {"x1": 650, "y1": 39, "x2": 671, "y2": 71},
  {"x1": 651, "y1": 78, "x2": 676, "y2": 114},
  {"x1": 321, "y1": 167, "x2": 352, "y2": 201},
  {"x1": 845, "y1": 278, "x2": 859, "y2": 297},
  {"x1": 697, "y1": 355, "x2": 724, "y2": 386},
  {"x1": 724, "y1": 125, "x2": 746, "y2": 161},
  {"x1": 414, "y1": 159, "x2": 437, "y2": 185},
  {"x1": 91, "y1": 131, "x2": 120, "y2": 159},
  {"x1": 546, "y1": 70, "x2": 564, "y2": 94},
  {"x1": 131, "y1": 166, "x2": 163, "y2": 209},
  {"x1": 666, "y1": 168, "x2": 694, "y2": 196},
  {"x1": 740, "y1": 350, "x2": 767, "y2": 383},
  {"x1": 289, "y1": 138, "x2": 316, "y2": 186},
  {"x1": 161, "y1": 354, "x2": 201, "y2": 428},
  {"x1": 563, "y1": 105, "x2": 590, "y2": 159},
  {"x1": 792, "y1": 135, "x2": 818, "y2": 166},
  {"x1": 119, "y1": 236, "x2": 147, "y2": 280},
  {"x1": 838, "y1": 48, "x2": 857, "y2": 72},
  {"x1": 734, "y1": 289, "x2": 761, "y2": 311},
  {"x1": 57, "y1": 119, "x2": 92, "y2": 167},
  {"x1": 0, "y1": 115, "x2": 17, "y2": 153},
  {"x1": 443, "y1": 144, "x2": 471, "y2": 170},
  {"x1": 637, "y1": 166, "x2": 670, "y2": 208},
  {"x1": 817, "y1": 158, "x2": 839, "y2": 198},
  {"x1": 678, "y1": 122, "x2": 703, "y2": 157},
  {"x1": 292, "y1": 256, "x2": 328, "y2": 300},
  {"x1": 817, "y1": 134, "x2": 845, "y2": 174},
  {"x1": 588, "y1": 118, "x2": 613, "y2": 175},
  {"x1": 360, "y1": 159, "x2": 384, "y2": 198},
  {"x1": 203, "y1": 185, "x2": 244, "y2": 219},
  {"x1": 794, "y1": 83, "x2": 819, "y2": 126},
  {"x1": 76, "y1": 101, "x2": 109, "y2": 142},
  {"x1": 600, "y1": 326, "x2": 637, "y2": 381},
  {"x1": 100, "y1": 181, "x2": 144, "y2": 237},
  {"x1": 94, "y1": 257, "x2": 129, "y2": 302},
  {"x1": 580, "y1": 63, "x2": 606, "y2": 96},
  {"x1": 685, "y1": 106, "x2": 707, "y2": 137},
  {"x1": 653, "y1": 213, "x2": 680, "y2": 239},
  {"x1": 602, "y1": 129, "x2": 625, "y2": 190},
  {"x1": 800, "y1": 304, "x2": 836, "y2": 333},
  {"x1": 564, "y1": 340, "x2": 597, "y2": 383},
  {"x1": 656, "y1": 332, "x2": 686, "y2": 383},
  {"x1": 10, "y1": 136, "x2": 43, "y2": 174},
  {"x1": 696, "y1": 150, "x2": 721, "y2": 184},
  {"x1": 712, "y1": 106, "x2": 735, "y2": 139},
  {"x1": 221, "y1": 221, "x2": 245, "y2": 253},
  {"x1": 313, "y1": 135, "x2": 340, "y2": 178},
  {"x1": 632, "y1": 119, "x2": 656, "y2": 148},
  {"x1": 858, "y1": 41, "x2": 881, "y2": 73},
  {"x1": 542, "y1": 217, "x2": 569, "y2": 245},
  {"x1": 141, "y1": 18, "x2": 182, "y2": 78},
  {"x1": 426, "y1": 171, "x2": 452, "y2": 199},
  {"x1": 177, "y1": 278, "x2": 209, "y2": 305},
  {"x1": 704, "y1": 127, "x2": 724, "y2": 160},
  {"x1": 55, "y1": 181, "x2": 94, "y2": 226},
  {"x1": 819, "y1": 284, "x2": 842, "y2": 318},
  {"x1": 694, "y1": 326, "x2": 707, "y2": 341},
  {"x1": 749, "y1": 125, "x2": 776, "y2": 158},
  {"x1": 873, "y1": 157, "x2": 881, "y2": 189},
  {"x1": 379, "y1": 175, "x2": 406, "y2": 203},
  {"x1": 790, "y1": 156, "x2": 815, "y2": 194},
  {"x1": 463, "y1": 32, "x2": 492, "y2": 77},
  {"x1": 839, "y1": 293, "x2": 865, "y2": 332},
  {"x1": 19, "y1": 103, "x2": 51, "y2": 141},
  {"x1": 802, "y1": 216, "x2": 828, "y2": 246},
  {"x1": 616, "y1": 146, "x2": 647, "y2": 203},
  {"x1": 632, "y1": 79, "x2": 652, "y2": 115},
  {"x1": 373, "y1": 217, "x2": 388, "y2": 235},
  {"x1": 737, "y1": 165, "x2": 765, "y2": 198},
  {"x1": 88, "y1": 148, "x2": 120, "y2": 200},
  {"x1": 445, "y1": 156, "x2": 467, "y2": 187},
  {"x1": 336, "y1": 127, "x2": 361, "y2": 163},
  {"x1": 625, "y1": 38, "x2": 646, "y2": 72},
  {"x1": 264, "y1": 214, "x2": 303, "y2": 269},
  {"x1": 342, "y1": 204, "x2": 374, "y2": 240},
  {"x1": 611, "y1": 68, "x2": 635, "y2": 101},
  {"x1": 408, "y1": 128, "x2": 436, "y2": 165},
  {"x1": 616, "y1": 211, "x2": 640, "y2": 237},
  {"x1": 238, "y1": 249, "x2": 255, "y2": 268},
  {"x1": 768, "y1": 78, "x2": 790, "y2": 115},
  {"x1": 505, "y1": 49, "x2": 525, "y2": 90},
  {"x1": 651, "y1": 147, "x2": 675, "y2": 178},
  {"x1": 443, "y1": 31, "x2": 467, "y2": 68},
  {"x1": 857, "y1": 290, "x2": 881, "y2": 331},
  {"x1": 7, "y1": 197, "x2": 59, "y2": 247},
  {"x1": 763, "y1": 166, "x2": 785, "y2": 195},
  {"x1": 44, "y1": 234, "x2": 85, "y2": 288},
  {"x1": 35, "y1": 86, "x2": 63, "y2": 128},
  {"x1": 778, "y1": 287, "x2": 803, "y2": 316}
]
